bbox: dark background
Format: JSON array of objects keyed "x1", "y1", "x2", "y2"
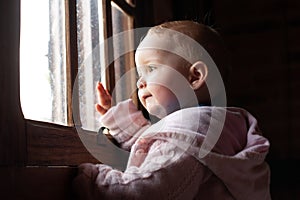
[{"x1": 0, "y1": 0, "x2": 299, "y2": 199}]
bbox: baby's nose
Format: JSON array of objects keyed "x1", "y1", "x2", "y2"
[{"x1": 136, "y1": 77, "x2": 146, "y2": 89}]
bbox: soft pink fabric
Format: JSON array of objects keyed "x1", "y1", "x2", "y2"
[{"x1": 73, "y1": 99, "x2": 271, "y2": 200}]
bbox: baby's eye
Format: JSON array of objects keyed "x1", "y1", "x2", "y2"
[{"x1": 147, "y1": 65, "x2": 157, "y2": 72}]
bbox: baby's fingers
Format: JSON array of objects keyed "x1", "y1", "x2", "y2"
[
  {"x1": 96, "y1": 82, "x2": 111, "y2": 109},
  {"x1": 95, "y1": 104, "x2": 107, "y2": 115},
  {"x1": 97, "y1": 83, "x2": 111, "y2": 97},
  {"x1": 97, "y1": 82, "x2": 106, "y2": 96}
]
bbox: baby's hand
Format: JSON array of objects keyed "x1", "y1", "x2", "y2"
[{"x1": 95, "y1": 82, "x2": 112, "y2": 115}]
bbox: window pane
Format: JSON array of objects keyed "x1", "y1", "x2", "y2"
[
  {"x1": 111, "y1": 1, "x2": 136, "y2": 103},
  {"x1": 76, "y1": 0, "x2": 135, "y2": 132},
  {"x1": 20, "y1": 0, "x2": 68, "y2": 125},
  {"x1": 76, "y1": 0, "x2": 105, "y2": 131}
]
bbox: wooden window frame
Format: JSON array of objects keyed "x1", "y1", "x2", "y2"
[{"x1": 24, "y1": 0, "x2": 154, "y2": 167}]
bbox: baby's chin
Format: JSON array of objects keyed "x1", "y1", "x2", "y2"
[{"x1": 146, "y1": 104, "x2": 180, "y2": 119}]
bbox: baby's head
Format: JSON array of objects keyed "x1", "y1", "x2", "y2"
[{"x1": 135, "y1": 20, "x2": 229, "y2": 119}]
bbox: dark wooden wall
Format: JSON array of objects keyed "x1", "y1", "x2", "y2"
[
  {"x1": 213, "y1": 0, "x2": 298, "y2": 160},
  {"x1": 211, "y1": 1, "x2": 300, "y2": 199}
]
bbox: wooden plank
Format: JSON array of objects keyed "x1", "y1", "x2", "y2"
[
  {"x1": 223, "y1": 30, "x2": 286, "y2": 67},
  {"x1": 0, "y1": 0, "x2": 26, "y2": 165},
  {"x1": 288, "y1": 27, "x2": 300, "y2": 63},
  {"x1": 26, "y1": 120, "x2": 128, "y2": 170},
  {"x1": 219, "y1": 26, "x2": 291, "y2": 159},
  {"x1": 26, "y1": 120, "x2": 98, "y2": 166},
  {"x1": 287, "y1": 0, "x2": 300, "y2": 21},
  {"x1": 287, "y1": 26, "x2": 300, "y2": 159},
  {"x1": 290, "y1": 64, "x2": 300, "y2": 159},
  {"x1": 213, "y1": 0, "x2": 284, "y2": 33},
  {"x1": 0, "y1": 166, "x2": 77, "y2": 200}
]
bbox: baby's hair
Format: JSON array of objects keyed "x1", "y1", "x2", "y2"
[{"x1": 146, "y1": 20, "x2": 230, "y2": 87}]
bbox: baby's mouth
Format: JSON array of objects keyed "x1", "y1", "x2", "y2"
[{"x1": 142, "y1": 94, "x2": 152, "y2": 101}]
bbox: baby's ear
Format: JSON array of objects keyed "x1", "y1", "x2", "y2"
[{"x1": 188, "y1": 61, "x2": 208, "y2": 90}]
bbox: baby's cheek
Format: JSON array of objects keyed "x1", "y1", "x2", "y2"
[{"x1": 155, "y1": 87, "x2": 180, "y2": 109}]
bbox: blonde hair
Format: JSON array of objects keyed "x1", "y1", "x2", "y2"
[{"x1": 145, "y1": 20, "x2": 230, "y2": 85}]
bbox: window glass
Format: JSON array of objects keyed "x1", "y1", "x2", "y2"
[
  {"x1": 76, "y1": 0, "x2": 136, "y2": 132},
  {"x1": 76, "y1": 0, "x2": 105, "y2": 131},
  {"x1": 111, "y1": 1, "x2": 136, "y2": 104},
  {"x1": 20, "y1": 0, "x2": 136, "y2": 130},
  {"x1": 20, "y1": 0, "x2": 67, "y2": 125}
]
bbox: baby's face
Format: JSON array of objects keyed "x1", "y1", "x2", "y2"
[{"x1": 135, "y1": 49, "x2": 192, "y2": 119}]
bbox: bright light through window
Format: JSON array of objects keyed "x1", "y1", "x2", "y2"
[
  {"x1": 76, "y1": 0, "x2": 135, "y2": 132},
  {"x1": 20, "y1": 0, "x2": 67, "y2": 125},
  {"x1": 77, "y1": 0, "x2": 105, "y2": 131},
  {"x1": 20, "y1": 0, "x2": 134, "y2": 130}
]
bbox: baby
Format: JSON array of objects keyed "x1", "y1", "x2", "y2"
[{"x1": 73, "y1": 20, "x2": 271, "y2": 200}]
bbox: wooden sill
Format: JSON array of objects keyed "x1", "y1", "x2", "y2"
[
  {"x1": 26, "y1": 120, "x2": 128, "y2": 170},
  {"x1": 26, "y1": 120, "x2": 98, "y2": 166}
]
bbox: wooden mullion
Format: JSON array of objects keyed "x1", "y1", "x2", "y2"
[
  {"x1": 65, "y1": 0, "x2": 79, "y2": 126},
  {"x1": 103, "y1": 0, "x2": 116, "y2": 95},
  {"x1": 112, "y1": 0, "x2": 135, "y2": 16}
]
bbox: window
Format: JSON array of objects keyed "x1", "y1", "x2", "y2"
[
  {"x1": 20, "y1": 0, "x2": 143, "y2": 165},
  {"x1": 76, "y1": 0, "x2": 106, "y2": 131},
  {"x1": 20, "y1": 0, "x2": 136, "y2": 131},
  {"x1": 20, "y1": 0, "x2": 68, "y2": 125},
  {"x1": 76, "y1": 0, "x2": 137, "y2": 131}
]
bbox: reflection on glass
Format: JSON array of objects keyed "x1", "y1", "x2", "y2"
[{"x1": 20, "y1": 0, "x2": 67, "y2": 125}]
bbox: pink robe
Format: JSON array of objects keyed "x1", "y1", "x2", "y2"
[{"x1": 73, "y1": 99, "x2": 271, "y2": 200}]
